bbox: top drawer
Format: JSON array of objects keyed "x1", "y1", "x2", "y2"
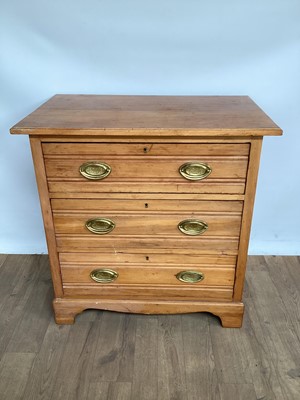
[{"x1": 43, "y1": 143, "x2": 249, "y2": 194}]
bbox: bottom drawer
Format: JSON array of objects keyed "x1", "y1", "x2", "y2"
[
  {"x1": 61, "y1": 264, "x2": 235, "y2": 287},
  {"x1": 60, "y1": 251, "x2": 236, "y2": 301}
]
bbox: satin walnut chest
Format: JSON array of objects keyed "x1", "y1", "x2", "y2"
[{"x1": 10, "y1": 95, "x2": 282, "y2": 327}]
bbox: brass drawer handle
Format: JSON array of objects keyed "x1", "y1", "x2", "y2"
[
  {"x1": 85, "y1": 218, "x2": 115, "y2": 234},
  {"x1": 178, "y1": 219, "x2": 208, "y2": 236},
  {"x1": 176, "y1": 270, "x2": 205, "y2": 283},
  {"x1": 90, "y1": 268, "x2": 118, "y2": 283},
  {"x1": 79, "y1": 161, "x2": 111, "y2": 180},
  {"x1": 179, "y1": 162, "x2": 212, "y2": 180}
]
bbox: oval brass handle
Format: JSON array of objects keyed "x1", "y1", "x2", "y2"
[
  {"x1": 176, "y1": 270, "x2": 205, "y2": 283},
  {"x1": 79, "y1": 161, "x2": 111, "y2": 180},
  {"x1": 90, "y1": 268, "x2": 118, "y2": 283},
  {"x1": 179, "y1": 162, "x2": 212, "y2": 181},
  {"x1": 85, "y1": 218, "x2": 115, "y2": 234},
  {"x1": 178, "y1": 219, "x2": 208, "y2": 236}
]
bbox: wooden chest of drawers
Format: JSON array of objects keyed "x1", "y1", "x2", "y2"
[{"x1": 10, "y1": 95, "x2": 282, "y2": 327}]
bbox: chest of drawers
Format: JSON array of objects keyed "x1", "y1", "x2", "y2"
[{"x1": 10, "y1": 95, "x2": 282, "y2": 327}]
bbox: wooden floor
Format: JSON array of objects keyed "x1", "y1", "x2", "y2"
[{"x1": 0, "y1": 255, "x2": 299, "y2": 400}]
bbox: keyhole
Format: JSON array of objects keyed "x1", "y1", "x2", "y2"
[
  {"x1": 143, "y1": 147, "x2": 148, "y2": 153},
  {"x1": 145, "y1": 203, "x2": 148, "y2": 208},
  {"x1": 145, "y1": 256, "x2": 149, "y2": 261}
]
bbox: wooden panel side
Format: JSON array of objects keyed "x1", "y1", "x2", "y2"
[
  {"x1": 44, "y1": 157, "x2": 249, "y2": 179},
  {"x1": 233, "y1": 137, "x2": 263, "y2": 300},
  {"x1": 29, "y1": 137, "x2": 63, "y2": 297}
]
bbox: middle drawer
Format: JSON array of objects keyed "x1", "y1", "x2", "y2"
[{"x1": 52, "y1": 198, "x2": 243, "y2": 238}]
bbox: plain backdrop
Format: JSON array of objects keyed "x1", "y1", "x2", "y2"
[{"x1": 0, "y1": 0, "x2": 299, "y2": 254}]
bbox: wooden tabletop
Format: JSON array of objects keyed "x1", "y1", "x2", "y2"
[{"x1": 10, "y1": 95, "x2": 282, "y2": 136}]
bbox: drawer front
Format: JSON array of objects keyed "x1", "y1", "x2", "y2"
[
  {"x1": 53, "y1": 199, "x2": 242, "y2": 239},
  {"x1": 53, "y1": 213, "x2": 241, "y2": 237},
  {"x1": 61, "y1": 264, "x2": 235, "y2": 286},
  {"x1": 60, "y1": 252, "x2": 236, "y2": 288},
  {"x1": 45, "y1": 157, "x2": 247, "y2": 180},
  {"x1": 46, "y1": 145, "x2": 245, "y2": 302},
  {"x1": 43, "y1": 142, "x2": 249, "y2": 194}
]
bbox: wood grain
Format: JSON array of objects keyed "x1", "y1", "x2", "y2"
[
  {"x1": 157, "y1": 315, "x2": 187, "y2": 399},
  {"x1": 52, "y1": 198, "x2": 243, "y2": 213},
  {"x1": 0, "y1": 353, "x2": 36, "y2": 400},
  {"x1": 88, "y1": 382, "x2": 132, "y2": 400},
  {"x1": 132, "y1": 316, "x2": 158, "y2": 400},
  {"x1": 53, "y1": 298, "x2": 243, "y2": 326},
  {"x1": 62, "y1": 285, "x2": 233, "y2": 302},
  {"x1": 22, "y1": 321, "x2": 71, "y2": 400},
  {"x1": 10, "y1": 95, "x2": 282, "y2": 136},
  {"x1": 0, "y1": 255, "x2": 50, "y2": 358},
  {"x1": 49, "y1": 321, "x2": 99, "y2": 400},
  {"x1": 5, "y1": 275, "x2": 52, "y2": 353},
  {"x1": 45, "y1": 156, "x2": 248, "y2": 180},
  {"x1": 56, "y1": 236, "x2": 240, "y2": 253},
  {"x1": 48, "y1": 180, "x2": 246, "y2": 195},
  {"x1": 183, "y1": 313, "x2": 218, "y2": 399},
  {"x1": 218, "y1": 384, "x2": 257, "y2": 400},
  {"x1": 245, "y1": 256, "x2": 300, "y2": 399},
  {"x1": 59, "y1": 251, "x2": 237, "y2": 267},
  {"x1": 272, "y1": 256, "x2": 300, "y2": 340},
  {"x1": 53, "y1": 212, "x2": 242, "y2": 237},
  {"x1": 43, "y1": 142, "x2": 250, "y2": 156},
  {"x1": 90, "y1": 312, "x2": 136, "y2": 382},
  {"x1": 40, "y1": 135, "x2": 255, "y2": 143},
  {"x1": 0, "y1": 254, "x2": 7, "y2": 270},
  {"x1": 50, "y1": 191, "x2": 245, "y2": 200},
  {"x1": 61, "y1": 264, "x2": 235, "y2": 286}
]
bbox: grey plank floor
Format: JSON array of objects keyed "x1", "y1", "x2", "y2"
[{"x1": 0, "y1": 255, "x2": 299, "y2": 400}]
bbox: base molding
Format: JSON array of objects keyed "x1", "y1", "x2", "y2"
[{"x1": 53, "y1": 298, "x2": 244, "y2": 328}]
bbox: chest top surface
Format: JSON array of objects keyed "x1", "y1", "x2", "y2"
[{"x1": 10, "y1": 95, "x2": 282, "y2": 137}]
